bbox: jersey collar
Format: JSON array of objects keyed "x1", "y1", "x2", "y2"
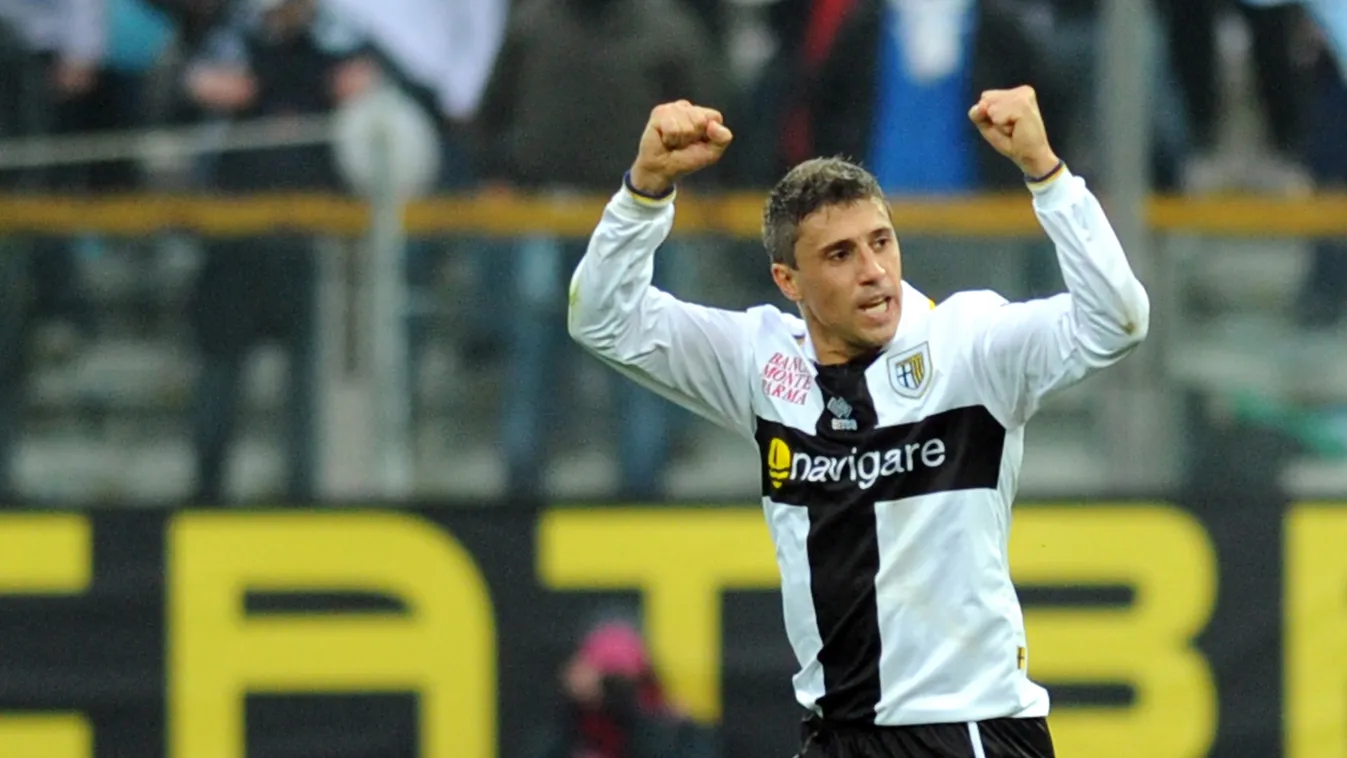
[{"x1": 885, "y1": 280, "x2": 934, "y2": 352}]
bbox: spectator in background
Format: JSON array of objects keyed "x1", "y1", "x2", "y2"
[
  {"x1": 474, "y1": 0, "x2": 726, "y2": 503},
  {"x1": 1291, "y1": 1, "x2": 1347, "y2": 328},
  {"x1": 318, "y1": 0, "x2": 508, "y2": 420},
  {"x1": 181, "y1": 0, "x2": 376, "y2": 504},
  {"x1": 786, "y1": 0, "x2": 1060, "y2": 194},
  {"x1": 1007, "y1": 0, "x2": 1191, "y2": 192},
  {"x1": 320, "y1": 0, "x2": 506, "y2": 181},
  {"x1": 141, "y1": 0, "x2": 231, "y2": 52},
  {"x1": 781, "y1": 0, "x2": 1189, "y2": 192},
  {"x1": 719, "y1": 0, "x2": 807, "y2": 188},
  {"x1": 0, "y1": 0, "x2": 109, "y2": 346},
  {"x1": 705, "y1": 0, "x2": 812, "y2": 312},
  {"x1": 530, "y1": 619, "x2": 719, "y2": 758},
  {"x1": 820, "y1": 0, "x2": 981, "y2": 194},
  {"x1": 0, "y1": 0, "x2": 149, "y2": 291},
  {"x1": 0, "y1": 0, "x2": 113, "y2": 500},
  {"x1": 0, "y1": 0, "x2": 105, "y2": 137},
  {"x1": 1155, "y1": 0, "x2": 1309, "y2": 193}
]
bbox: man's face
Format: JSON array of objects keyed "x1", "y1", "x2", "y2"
[{"x1": 771, "y1": 198, "x2": 903, "y2": 363}]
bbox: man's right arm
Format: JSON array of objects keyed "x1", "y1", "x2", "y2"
[{"x1": 568, "y1": 181, "x2": 758, "y2": 439}]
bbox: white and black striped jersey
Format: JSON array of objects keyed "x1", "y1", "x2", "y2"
[{"x1": 567, "y1": 167, "x2": 1149, "y2": 727}]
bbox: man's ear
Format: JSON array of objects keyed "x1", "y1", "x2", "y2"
[{"x1": 771, "y1": 262, "x2": 802, "y2": 303}]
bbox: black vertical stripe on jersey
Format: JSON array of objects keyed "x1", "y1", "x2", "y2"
[
  {"x1": 808, "y1": 359, "x2": 884, "y2": 721},
  {"x1": 755, "y1": 364, "x2": 1007, "y2": 723}
]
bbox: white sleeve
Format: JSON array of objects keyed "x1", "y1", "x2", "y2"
[
  {"x1": 959, "y1": 167, "x2": 1151, "y2": 427},
  {"x1": 567, "y1": 184, "x2": 758, "y2": 440}
]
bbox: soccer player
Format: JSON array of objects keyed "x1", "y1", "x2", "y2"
[{"x1": 567, "y1": 89, "x2": 1149, "y2": 757}]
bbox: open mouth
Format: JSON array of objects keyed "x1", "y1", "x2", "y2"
[{"x1": 860, "y1": 296, "x2": 892, "y2": 317}]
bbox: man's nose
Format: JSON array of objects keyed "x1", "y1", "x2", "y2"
[{"x1": 857, "y1": 244, "x2": 887, "y2": 282}]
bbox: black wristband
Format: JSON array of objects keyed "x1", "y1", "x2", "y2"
[
  {"x1": 1025, "y1": 159, "x2": 1066, "y2": 185},
  {"x1": 623, "y1": 170, "x2": 675, "y2": 201}
]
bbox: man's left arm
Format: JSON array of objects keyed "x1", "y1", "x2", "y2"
[
  {"x1": 964, "y1": 166, "x2": 1150, "y2": 427},
  {"x1": 961, "y1": 86, "x2": 1150, "y2": 427}
]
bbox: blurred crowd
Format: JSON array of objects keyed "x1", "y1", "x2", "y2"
[{"x1": 0, "y1": 0, "x2": 1343, "y2": 506}]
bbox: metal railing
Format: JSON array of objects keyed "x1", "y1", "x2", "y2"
[
  {"x1": 0, "y1": 114, "x2": 334, "y2": 171},
  {"x1": 1, "y1": 107, "x2": 415, "y2": 500}
]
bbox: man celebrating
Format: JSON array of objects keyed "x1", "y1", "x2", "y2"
[{"x1": 568, "y1": 89, "x2": 1149, "y2": 757}]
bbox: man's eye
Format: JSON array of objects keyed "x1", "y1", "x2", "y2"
[{"x1": 829, "y1": 249, "x2": 850, "y2": 261}]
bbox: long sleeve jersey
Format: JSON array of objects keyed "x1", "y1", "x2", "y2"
[{"x1": 567, "y1": 167, "x2": 1149, "y2": 726}]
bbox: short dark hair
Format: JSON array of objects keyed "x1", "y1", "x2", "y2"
[{"x1": 761, "y1": 157, "x2": 888, "y2": 267}]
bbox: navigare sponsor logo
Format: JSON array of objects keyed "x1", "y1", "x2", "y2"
[{"x1": 767, "y1": 436, "x2": 947, "y2": 491}]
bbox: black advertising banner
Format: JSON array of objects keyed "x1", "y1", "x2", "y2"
[{"x1": 0, "y1": 498, "x2": 1343, "y2": 758}]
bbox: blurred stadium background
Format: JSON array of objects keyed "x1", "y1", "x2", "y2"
[{"x1": 0, "y1": 0, "x2": 1344, "y2": 756}]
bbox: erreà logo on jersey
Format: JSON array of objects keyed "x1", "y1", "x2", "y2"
[{"x1": 766, "y1": 436, "x2": 947, "y2": 491}]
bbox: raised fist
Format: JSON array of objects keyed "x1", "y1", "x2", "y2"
[
  {"x1": 628, "y1": 100, "x2": 733, "y2": 196},
  {"x1": 968, "y1": 86, "x2": 1060, "y2": 179}
]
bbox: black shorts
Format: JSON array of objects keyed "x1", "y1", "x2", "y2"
[{"x1": 796, "y1": 714, "x2": 1055, "y2": 758}]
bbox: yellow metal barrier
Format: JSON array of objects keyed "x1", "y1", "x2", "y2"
[{"x1": 0, "y1": 192, "x2": 1344, "y2": 237}]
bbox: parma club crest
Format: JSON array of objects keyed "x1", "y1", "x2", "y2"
[{"x1": 887, "y1": 342, "x2": 932, "y2": 399}]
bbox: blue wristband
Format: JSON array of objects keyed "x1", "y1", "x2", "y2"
[
  {"x1": 1025, "y1": 159, "x2": 1066, "y2": 185},
  {"x1": 623, "y1": 170, "x2": 675, "y2": 201}
]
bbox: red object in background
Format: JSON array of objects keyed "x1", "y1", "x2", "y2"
[{"x1": 780, "y1": 0, "x2": 860, "y2": 166}]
